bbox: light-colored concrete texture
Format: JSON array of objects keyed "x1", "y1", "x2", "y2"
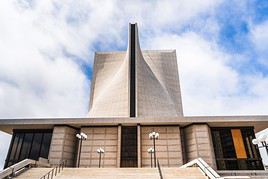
[
  {"x1": 13, "y1": 168, "x2": 52, "y2": 179},
  {"x1": 54, "y1": 167, "x2": 205, "y2": 179},
  {"x1": 49, "y1": 126, "x2": 78, "y2": 167},
  {"x1": 80, "y1": 127, "x2": 118, "y2": 167},
  {"x1": 183, "y1": 124, "x2": 217, "y2": 169},
  {"x1": 137, "y1": 49, "x2": 183, "y2": 117},
  {"x1": 141, "y1": 126, "x2": 183, "y2": 167},
  {"x1": 87, "y1": 23, "x2": 183, "y2": 118},
  {"x1": 88, "y1": 52, "x2": 129, "y2": 117}
]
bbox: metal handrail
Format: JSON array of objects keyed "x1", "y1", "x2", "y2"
[
  {"x1": 180, "y1": 158, "x2": 220, "y2": 179},
  {"x1": 157, "y1": 159, "x2": 163, "y2": 179},
  {"x1": 39, "y1": 160, "x2": 66, "y2": 179},
  {"x1": 0, "y1": 159, "x2": 36, "y2": 179}
]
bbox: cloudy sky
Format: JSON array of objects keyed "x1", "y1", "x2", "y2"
[{"x1": 0, "y1": 0, "x2": 268, "y2": 168}]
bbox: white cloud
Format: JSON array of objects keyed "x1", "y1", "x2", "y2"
[
  {"x1": 250, "y1": 20, "x2": 268, "y2": 67},
  {"x1": 0, "y1": 1, "x2": 90, "y2": 118},
  {"x1": 144, "y1": 32, "x2": 268, "y2": 116}
]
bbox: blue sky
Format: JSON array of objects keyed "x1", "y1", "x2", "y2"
[{"x1": 0, "y1": 0, "x2": 268, "y2": 168}]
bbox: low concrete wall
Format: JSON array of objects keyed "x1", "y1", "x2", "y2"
[
  {"x1": 48, "y1": 126, "x2": 78, "y2": 167},
  {"x1": 80, "y1": 126, "x2": 118, "y2": 167},
  {"x1": 183, "y1": 124, "x2": 217, "y2": 169},
  {"x1": 141, "y1": 126, "x2": 183, "y2": 167}
]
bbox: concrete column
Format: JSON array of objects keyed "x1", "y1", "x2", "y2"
[
  {"x1": 183, "y1": 124, "x2": 217, "y2": 169},
  {"x1": 137, "y1": 124, "x2": 141, "y2": 167},
  {"x1": 117, "y1": 125, "x2": 121, "y2": 168},
  {"x1": 48, "y1": 126, "x2": 78, "y2": 167}
]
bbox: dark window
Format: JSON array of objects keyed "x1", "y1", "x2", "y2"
[
  {"x1": 29, "y1": 133, "x2": 43, "y2": 160},
  {"x1": 211, "y1": 127, "x2": 264, "y2": 170},
  {"x1": 120, "y1": 126, "x2": 137, "y2": 167},
  {"x1": 40, "y1": 133, "x2": 52, "y2": 158},
  {"x1": 19, "y1": 133, "x2": 34, "y2": 160},
  {"x1": 4, "y1": 129, "x2": 52, "y2": 168},
  {"x1": 130, "y1": 24, "x2": 136, "y2": 117},
  {"x1": 14, "y1": 133, "x2": 24, "y2": 163}
]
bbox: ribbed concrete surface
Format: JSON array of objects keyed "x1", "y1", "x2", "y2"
[
  {"x1": 14, "y1": 168, "x2": 52, "y2": 179},
  {"x1": 53, "y1": 167, "x2": 205, "y2": 179}
]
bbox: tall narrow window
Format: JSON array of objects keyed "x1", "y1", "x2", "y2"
[
  {"x1": 130, "y1": 24, "x2": 136, "y2": 117},
  {"x1": 120, "y1": 126, "x2": 137, "y2": 167}
]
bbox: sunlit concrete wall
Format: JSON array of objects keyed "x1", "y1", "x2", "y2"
[
  {"x1": 48, "y1": 126, "x2": 78, "y2": 167},
  {"x1": 140, "y1": 126, "x2": 183, "y2": 167},
  {"x1": 88, "y1": 52, "x2": 129, "y2": 117},
  {"x1": 183, "y1": 124, "x2": 217, "y2": 169},
  {"x1": 79, "y1": 126, "x2": 119, "y2": 167},
  {"x1": 137, "y1": 50, "x2": 183, "y2": 117}
]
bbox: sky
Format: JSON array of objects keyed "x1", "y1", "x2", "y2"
[{"x1": 0, "y1": 0, "x2": 268, "y2": 168}]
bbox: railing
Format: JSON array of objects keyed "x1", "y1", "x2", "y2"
[
  {"x1": 0, "y1": 159, "x2": 36, "y2": 179},
  {"x1": 40, "y1": 160, "x2": 66, "y2": 179},
  {"x1": 157, "y1": 159, "x2": 163, "y2": 179},
  {"x1": 180, "y1": 158, "x2": 220, "y2": 179}
]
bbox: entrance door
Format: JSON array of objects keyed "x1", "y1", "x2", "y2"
[{"x1": 120, "y1": 126, "x2": 137, "y2": 167}]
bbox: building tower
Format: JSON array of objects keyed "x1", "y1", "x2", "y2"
[{"x1": 88, "y1": 23, "x2": 183, "y2": 117}]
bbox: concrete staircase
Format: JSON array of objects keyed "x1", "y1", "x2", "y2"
[
  {"x1": 14, "y1": 168, "x2": 52, "y2": 179},
  {"x1": 162, "y1": 168, "x2": 206, "y2": 179},
  {"x1": 55, "y1": 167, "x2": 206, "y2": 179},
  {"x1": 13, "y1": 167, "x2": 206, "y2": 179}
]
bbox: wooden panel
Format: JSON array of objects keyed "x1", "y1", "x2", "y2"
[{"x1": 231, "y1": 129, "x2": 247, "y2": 159}]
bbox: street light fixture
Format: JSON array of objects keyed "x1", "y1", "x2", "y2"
[
  {"x1": 97, "y1": 147, "x2": 105, "y2": 168},
  {"x1": 76, "y1": 132, "x2": 87, "y2": 168},
  {"x1": 149, "y1": 131, "x2": 159, "y2": 168},
  {"x1": 252, "y1": 134, "x2": 268, "y2": 156},
  {"x1": 147, "y1": 147, "x2": 154, "y2": 168}
]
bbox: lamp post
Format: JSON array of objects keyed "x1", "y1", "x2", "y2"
[
  {"x1": 252, "y1": 134, "x2": 268, "y2": 156},
  {"x1": 76, "y1": 132, "x2": 87, "y2": 168},
  {"x1": 147, "y1": 147, "x2": 154, "y2": 168},
  {"x1": 97, "y1": 147, "x2": 105, "y2": 168},
  {"x1": 149, "y1": 131, "x2": 159, "y2": 168}
]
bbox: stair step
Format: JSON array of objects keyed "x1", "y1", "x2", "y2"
[
  {"x1": 13, "y1": 167, "x2": 206, "y2": 179},
  {"x1": 14, "y1": 168, "x2": 52, "y2": 179}
]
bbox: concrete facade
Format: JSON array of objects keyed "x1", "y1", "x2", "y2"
[
  {"x1": 141, "y1": 126, "x2": 183, "y2": 167},
  {"x1": 80, "y1": 126, "x2": 118, "y2": 167},
  {"x1": 88, "y1": 23, "x2": 183, "y2": 118},
  {"x1": 88, "y1": 52, "x2": 129, "y2": 117},
  {"x1": 183, "y1": 124, "x2": 216, "y2": 169},
  {"x1": 48, "y1": 126, "x2": 78, "y2": 167}
]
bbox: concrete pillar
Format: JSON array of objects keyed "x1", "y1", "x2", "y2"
[
  {"x1": 137, "y1": 124, "x2": 141, "y2": 167},
  {"x1": 183, "y1": 124, "x2": 217, "y2": 169},
  {"x1": 48, "y1": 126, "x2": 78, "y2": 167},
  {"x1": 117, "y1": 125, "x2": 121, "y2": 168}
]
